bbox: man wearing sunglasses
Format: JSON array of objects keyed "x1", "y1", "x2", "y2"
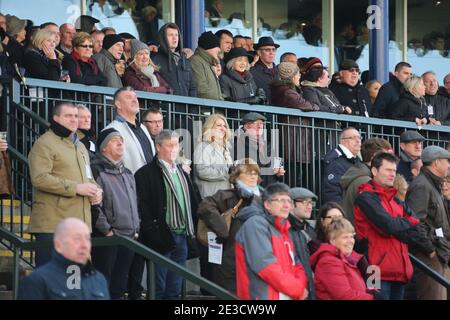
[{"x1": 329, "y1": 59, "x2": 372, "y2": 117}]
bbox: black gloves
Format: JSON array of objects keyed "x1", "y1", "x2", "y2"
[{"x1": 256, "y1": 88, "x2": 267, "y2": 104}]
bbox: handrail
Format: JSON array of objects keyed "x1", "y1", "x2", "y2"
[
  {"x1": 11, "y1": 101, "x2": 50, "y2": 129},
  {"x1": 0, "y1": 226, "x2": 237, "y2": 300},
  {"x1": 19, "y1": 77, "x2": 450, "y2": 132}
]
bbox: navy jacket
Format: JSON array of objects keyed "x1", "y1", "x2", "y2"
[
  {"x1": 250, "y1": 60, "x2": 280, "y2": 102},
  {"x1": 372, "y1": 77, "x2": 403, "y2": 118},
  {"x1": 18, "y1": 252, "x2": 109, "y2": 300},
  {"x1": 322, "y1": 145, "x2": 360, "y2": 204},
  {"x1": 329, "y1": 81, "x2": 372, "y2": 116}
]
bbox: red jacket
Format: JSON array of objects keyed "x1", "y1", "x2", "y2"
[
  {"x1": 310, "y1": 243, "x2": 374, "y2": 300},
  {"x1": 354, "y1": 180, "x2": 419, "y2": 283},
  {"x1": 235, "y1": 207, "x2": 308, "y2": 300},
  {"x1": 122, "y1": 63, "x2": 172, "y2": 94}
]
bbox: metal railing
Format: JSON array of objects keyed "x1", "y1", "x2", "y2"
[{"x1": 0, "y1": 226, "x2": 237, "y2": 300}]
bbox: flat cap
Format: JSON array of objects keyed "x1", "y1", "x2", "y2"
[
  {"x1": 242, "y1": 112, "x2": 266, "y2": 124},
  {"x1": 400, "y1": 131, "x2": 425, "y2": 143},
  {"x1": 422, "y1": 145, "x2": 450, "y2": 163},
  {"x1": 339, "y1": 59, "x2": 359, "y2": 71},
  {"x1": 290, "y1": 187, "x2": 317, "y2": 200}
]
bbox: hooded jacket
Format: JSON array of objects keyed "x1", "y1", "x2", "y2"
[
  {"x1": 152, "y1": 23, "x2": 197, "y2": 97},
  {"x1": 309, "y1": 243, "x2": 374, "y2": 300},
  {"x1": 235, "y1": 204, "x2": 308, "y2": 300},
  {"x1": 354, "y1": 180, "x2": 419, "y2": 283},
  {"x1": 340, "y1": 162, "x2": 371, "y2": 224},
  {"x1": 390, "y1": 91, "x2": 428, "y2": 122}
]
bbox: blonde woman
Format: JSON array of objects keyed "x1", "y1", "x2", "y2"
[
  {"x1": 122, "y1": 39, "x2": 172, "y2": 93},
  {"x1": 193, "y1": 114, "x2": 233, "y2": 198},
  {"x1": 390, "y1": 75, "x2": 427, "y2": 125},
  {"x1": 23, "y1": 29, "x2": 63, "y2": 81}
]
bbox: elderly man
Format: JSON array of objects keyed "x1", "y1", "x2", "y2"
[
  {"x1": 438, "y1": 73, "x2": 450, "y2": 99},
  {"x1": 235, "y1": 183, "x2": 308, "y2": 300},
  {"x1": 406, "y1": 146, "x2": 450, "y2": 300},
  {"x1": 397, "y1": 131, "x2": 425, "y2": 183},
  {"x1": 58, "y1": 23, "x2": 76, "y2": 55},
  {"x1": 28, "y1": 102, "x2": 102, "y2": 267},
  {"x1": 142, "y1": 108, "x2": 164, "y2": 159},
  {"x1": 76, "y1": 105, "x2": 95, "y2": 158},
  {"x1": 234, "y1": 112, "x2": 284, "y2": 187},
  {"x1": 18, "y1": 218, "x2": 109, "y2": 300},
  {"x1": 322, "y1": 127, "x2": 362, "y2": 204},
  {"x1": 104, "y1": 87, "x2": 153, "y2": 173},
  {"x1": 93, "y1": 34, "x2": 125, "y2": 88},
  {"x1": 250, "y1": 37, "x2": 280, "y2": 101},
  {"x1": 134, "y1": 129, "x2": 199, "y2": 299},
  {"x1": 329, "y1": 59, "x2": 372, "y2": 117},
  {"x1": 373, "y1": 62, "x2": 412, "y2": 118},
  {"x1": 422, "y1": 71, "x2": 450, "y2": 126},
  {"x1": 90, "y1": 128, "x2": 140, "y2": 300},
  {"x1": 190, "y1": 31, "x2": 222, "y2": 100}
]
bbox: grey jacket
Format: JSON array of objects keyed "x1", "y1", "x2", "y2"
[
  {"x1": 91, "y1": 154, "x2": 140, "y2": 237},
  {"x1": 93, "y1": 49, "x2": 123, "y2": 88},
  {"x1": 406, "y1": 168, "x2": 450, "y2": 264},
  {"x1": 190, "y1": 47, "x2": 222, "y2": 100}
]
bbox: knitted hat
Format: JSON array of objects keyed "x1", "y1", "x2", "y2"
[
  {"x1": 130, "y1": 39, "x2": 149, "y2": 60},
  {"x1": 278, "y1": 62, "x2": 300, "y2": 80},
  {"x1": 303, "y1": 57, "x2": 323, "y2": 73},
  {"x1": 198, "y1": 31, "x2": 220, "y2": 50},
  {"x1": 102, "y1": 34, "x2": 125, "y2": 50},
  {"x1": 5, "y1": 15, "x2": 27, "y2": 36},
  {"x1": 97, "y1": 128, "x2": 122, "y2": 152}
]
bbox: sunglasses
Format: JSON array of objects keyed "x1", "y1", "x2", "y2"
[
  {"x1": 344, "y1": 67, "x2": 360, "y2": 73},
  {"x1": 78, "y1": 44, "x2": 94, "y2": 49}
]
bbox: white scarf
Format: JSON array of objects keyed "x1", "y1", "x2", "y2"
[{"x1": 139, "y1": 64, "x2": 160, "y2": 87}]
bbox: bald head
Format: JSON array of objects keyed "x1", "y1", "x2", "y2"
[{"x1": 54, "y1": 218, "x2": 91, "y2": 264}]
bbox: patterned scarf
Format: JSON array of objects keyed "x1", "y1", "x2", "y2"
[{"x1": 159, "y1": 160, "x2": 195, "y2": 237}]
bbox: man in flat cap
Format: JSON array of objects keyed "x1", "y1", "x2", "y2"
[
  {"x1": 190, "y1": 31, "x2": 222, "y2": 100},
  {"x1": 234, "y1": 112, "x2": 284, "y2": 187},
  {"x1": 397, "y1": 131, "x2": 425, "y2": 183},
  {"x1": 329, "y1": 59, "x2": 372, "y2": 117},
  {"x1": 406, "y1": 146, "x2": 450, "y2": 300},
  {"x1": 288, "y1": 187, "x2": 317, "y2": 300}
]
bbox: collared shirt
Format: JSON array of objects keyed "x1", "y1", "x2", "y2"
[
  {"x1": 159, "y1": 158, "x2": 178, "y2": 173},
  {"x1": 338, "y1": 144, "x2": 359, "y2": 160},
  {"x1": 125, "y1": 119, "x2": 153, "y2": 163}
]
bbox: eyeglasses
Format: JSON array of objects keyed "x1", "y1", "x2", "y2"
[
  {"x1": 345, "y1": 68, "x2": 360, "y2": 73},
  {"x1": 295, "y1": 200, "x2": 316, "y2": 207},
  {"x1": 143, "y1": 119, "x2": 163, "y2": 124},
  {"x1": 342, "y1": 135, "x2": 362, "y2": 141},
  {"x1": 271, "y1": 198, "x2": 293, "y2": 205},
  {"x1": 78, "y1": 44, "x2": 94, "y2": 49},
  {"x1": 260, "y1": 48, "x2": 276, "y2": 53}
]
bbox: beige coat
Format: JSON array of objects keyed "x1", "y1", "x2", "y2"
[{"x1": 28, "y1": 130, "x2": 95, "y2": 233}]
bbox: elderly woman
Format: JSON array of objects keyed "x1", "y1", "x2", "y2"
[
  {"x1": 365, "y1": 79, "x2": 382, "y2": 104},
  {"x1": 194, "y1": 113, "x2": 233, "y2": 199},
  {"x1": 23, "y1": 28, "x2": 63, "y2": 81},
  {"x1": 310, "y1": 218, "x2": 379, "y2": 300},
  {"x1": 390, "y1": 75, "x2": 428, "y2": 125},
  {"x1": 301, "y1": 66, "x2": 352, "y2": 114},
  {"x1": 62, "y1": 32, "x2": 106, "y2": 86},
  {"x1": 197, "y1": 158, "x2": 262, "y2": 293},
  {"x1": 122, "y1": 39, "x2": 172, "y2": 93},
  {"x1": 219, "y1": 47, "x2": 266, "y2": 104}
]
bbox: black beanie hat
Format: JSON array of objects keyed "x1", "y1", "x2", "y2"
[
  {"x1": 198, "y1": 31, "x2": 220, "y2": 50},
  {"x1": 103, "y1": 34, "x2": 125, "y2": 50},
  {"x1": 97, "y1": 128, "x2": 122, "y2": 152}
]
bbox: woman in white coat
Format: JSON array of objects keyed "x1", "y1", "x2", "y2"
[{"x1": 193, "y1": 113, "x2": 233, "y2": 198}]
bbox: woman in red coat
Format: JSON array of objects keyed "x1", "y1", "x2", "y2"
[
  {"x1": 122, "y1": 39, "x2": 172, "y2": 94},
  {"x1": 310, "y1": 218, "x2": 379, "y2": 300}
]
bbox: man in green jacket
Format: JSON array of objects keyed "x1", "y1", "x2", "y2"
[
  {"x1": 28, "y1": 102, "x2": 102, "y2": 267},
  {"x1": 190, "y1": 31, "x2": 223, "y2": 100}
]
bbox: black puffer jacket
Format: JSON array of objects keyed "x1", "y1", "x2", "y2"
[
  {"x1": 219, "y1": 68, "x2": 259, "y2": 103},
  {"x1": 301, "y1": 82, "x2": 346, "y2": 114},
  {"x1": 390, "y1": 91, "x2": 428, "y2": 122},
  {"x1": 152, "y1": 23, "x2": 197, "y2": 97}
]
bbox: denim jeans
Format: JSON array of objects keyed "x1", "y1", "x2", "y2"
[
  {"x1": 34, "y1": 233, "x2": 54, "y2": 267},
  {"x1": 380, "y1": 280, "x2": 405, "y2": 300},
  {"x1": 155, "y1": 233, "x2": 188, "y2": 299}
]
